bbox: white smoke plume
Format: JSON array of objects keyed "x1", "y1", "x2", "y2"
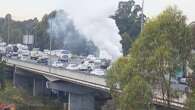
[
  {"x1": 80, "y1": 17, "x2": 122, "y2": 60},
  {"x1": 49, "y1": 0, "x2": 122, "y2": 60},
  {"x1": 48, "y1": 11, "x2": 99, "y2": 56}
]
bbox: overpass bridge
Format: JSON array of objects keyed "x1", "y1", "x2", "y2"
[
  {"x1": 4, "y1": 57, "x2": 108, "y2": 91},
  {"x1": 2, "y1": 57, "x2": 187, "y2": 110},
  {"x1": 3, "y1": 57, "x2": 110, "y2": 110}
]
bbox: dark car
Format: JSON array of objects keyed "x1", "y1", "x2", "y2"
[
  {"x1": 31, "y1": 56, "x2": 39, "y2": 60},
  {"x1": 100, "y1": 59, "x2": 111, "y2": 69},
  {"x1": 37, "y1": 58, "x2": 48, "y2": 65},
  {"x1": 58, "y1": 55, "x2": 69, "y2": 63}
]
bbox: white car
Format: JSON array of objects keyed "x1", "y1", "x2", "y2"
[
  {"x1": 90, "y1": 69, "x2": 105, "y2": 76},
  {"x1": 179, "y1": 78, "x2": 187, "y2": 84},
  {"x1": 66, "y1": 64, "x2": 79, "y2": 70},
  {"x1": 87, "y1": 55, "x2": 96, "y2": 60},
  {"x1": 94, "y1": 59, "x2": 101, "y2": 64},
  {"x1": 20, "y1": 55, "x2": 28, "y2": 61},
  {"x1": 53, "y1": 50, "x2": 72, "y2": 58},
  {"x1": 21, "y1": 50, "x2": 30, "y2": 56},
  {"x1": 82, "y1": 60, "x2": 95, "y2": 70},
  {"x1": 52, "y1": 61, "x2": 64, "y2": 68},
  {"x1": 43, "y1": 49, "x2": 50, "y2": 54}
]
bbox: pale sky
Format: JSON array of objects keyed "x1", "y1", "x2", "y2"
[{"x1": 0, "y1": 0, "x2": 194, "y2": 22}]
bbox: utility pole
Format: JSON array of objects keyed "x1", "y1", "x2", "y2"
[
  {"x1": 141, "y1": 0, "x2": 144, "y2": 32},
  {"x1": 68, "y1": 92, "x2": 71, "y2": 110},
  {"x1": 13, "y1": 65, "x2": 16, "y2": 87},
  {"x1": 49, "y1": 20, "x2": 52, "y2": 73}
]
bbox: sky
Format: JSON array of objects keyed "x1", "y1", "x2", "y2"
[{"x1": 0, "y1": 0, "x2": 194, "y2": 22}]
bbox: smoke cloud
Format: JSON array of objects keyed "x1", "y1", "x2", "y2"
[
  {"x1": 80, "y1": 17, "x2": 122, "y2": 60},
  {"x1": 48, "y1": 10, "x2": 99, "y2": 56},
  {"x1": 49, "y1": 0, "x2": 122, "y2": 60},
  {"x1": 60, "y1": 0, "x2": 122, "y2": 60}
]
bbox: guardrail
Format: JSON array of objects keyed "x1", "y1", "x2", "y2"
[{"x1": 153, "y1": 97, "x2": 186, "y2": 110}]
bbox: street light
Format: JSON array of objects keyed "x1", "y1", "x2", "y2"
[
  {"x1": 49, "y1": 20, "x2": 52, "y2": 73},
  {"x1": 7, "y1": 16, "x2": 10, "y2": 44}
]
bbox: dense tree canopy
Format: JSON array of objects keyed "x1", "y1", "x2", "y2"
[
  {"x1": 190, "y1": 22, "x2": 195, "y2": 49},
  {"x1": 188, "y1": 54, "x2": 195, "y2": 110},
  {"x1": 0, "y1": 60, "x2": 6, "y2": 89},
  {"x1": 0, "y1": 14, "x2": 38, "y2": 44},
  {"x1": 132, "y1": 6, "x2": 192, "y2": 105},
  {"x1": 112, "y1": 0, "x2": 146, "y2": 55},
  {"x1": 107, "y1": 57, "x2": 153, "y2": 110},
  {"x1": 107, "y1": 6, "x2": 193, "y2": 109},
  {"x1": 0, "y1": 11, "x2": 98, "y2": 56}
]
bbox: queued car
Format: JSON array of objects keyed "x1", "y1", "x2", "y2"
[
  {"x1": 78, "y1": 64, "x2": 89, "y2": 71},
  {"x1": 66, "y1": 64, "x2": 79, "y2": 70},
  {"x1": 100, "y1": 59, "x2": 111, "y2": 69},
  {"x1": 52, "y1": 61, "x2": 64, "y2": 68},
  {"x1": 37, "y1": 58, "x2": 48, "y2": 65},
  {"x1": 90, "y1": 69, "x2": 105, "y2": 76},
  {"x1": 58, "y1": 55, "x2": 69, "y2": 63}
]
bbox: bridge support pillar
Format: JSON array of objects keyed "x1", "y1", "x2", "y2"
[
  {"x1": 33, "y1": 78, "x2": 36, "y2": 96},
  {"x1": 33, "y1": 78, "x2": 48, "y2": 96},
  {"x1": 69, "y1": 93, "x2": 95, "y2": 110},
  {"x1": 46, "y1": 81, "x2": 95, "y2": 110},
  {"x1": 12, "y1": 65, "x2": 16, "y2": 87},
  {"x1": 14, "y1": 72, "x2": 48, "y2": 96}
]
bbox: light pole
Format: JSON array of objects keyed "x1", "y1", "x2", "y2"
[
  {"x1": 141, "y1": 0, "x2": 144, "y2": 32},
  {"x1": 7, "y1": 17, "x2": 10, "y2": 44},
  {"x1": 49, "y1": 20, "x2": 52, "y2": 73}
]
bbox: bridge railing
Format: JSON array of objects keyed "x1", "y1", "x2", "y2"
[{"x1": 153, "y1": 97, "x2": 187, "y2": 110}]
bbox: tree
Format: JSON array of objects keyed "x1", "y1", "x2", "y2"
[
  {"x1": 111, "y1": 0, "x2": 146, "y2": 55},
  {"x1": 188, "y1": 39, "x2": 195, "y2": 110},
  {"x1": 107, "y1": 6, "x2": 192, "y2": 109},
  {"x1": 186, "y1": 60, "x2": 195, "y2": 110},
  {"x1": 33, "y1": 14, "x2": 50, "y2": 50},
  {"x1": 0, "y1": 14, "x2": 38, "y2": 44},
  {"x1": 0, "y1": 82, "x2": 25, "y2": 104},
  {"x1": 0, "y1": 60, "x2": 6, "y2": 90},
  {"x1": 187, "y1": 88, "x2": 195, "y2": 110},
  {"x1": 132, "y1": 6, "x2": 192, "y2": 106},
  {"x1": 119, "y1": 75, "x2": 152, "y2": 110},
  {"x1": 120, "y1": 32, "x2": 134, "y2": 55},
  {"x1": 0, "y1": 11, "x2": 99, "y2": 56},
  {"x1": 187, "y1": 56, "x2": 195, "y2": 110},
  {"x1": 190, "y1": 22, "x2": 195, "y2": 49},
  {"x1": 107, "y1": 57, "x2": 153, "y2": 110}
]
